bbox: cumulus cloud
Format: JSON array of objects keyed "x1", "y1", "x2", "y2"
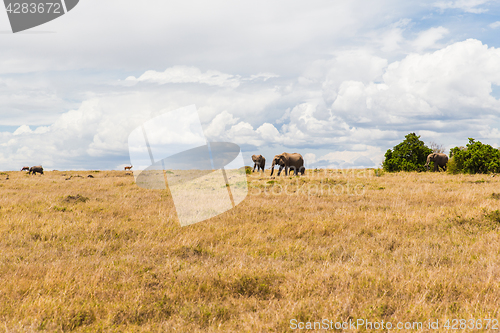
[
  {"x1": 326, "y1": 39, "x2": 500, "y2": 128},
  {"x1": 3, "y1": 38, "x2": 500, "y2": 170}
]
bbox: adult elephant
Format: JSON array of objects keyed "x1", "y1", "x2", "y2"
[
  {"x1": 29, "y1": 166, "x2": 44, "y2": 175},
  {"x1": 252, "y1": 155, "x2": 266, "y2": 172},
  {"x1": 270, "y1": 153, "x2": 305, "y2": 176},
  {"x1": 425, "y1": 153, "x2": 448, "y2": 172}
]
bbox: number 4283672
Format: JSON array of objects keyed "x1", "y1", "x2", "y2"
[
  {"x1": 5, "y1": 3, "x2": 62, "y2": 14},
  {"x1": 443, "y1": 319, "x2": 498, "y2": 330}
]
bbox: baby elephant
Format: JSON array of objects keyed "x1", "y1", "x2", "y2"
[
  {"x1": 252, "y1": 155, "x2": 266, "y2": 172},
  {"x1": 29, "y1": 166, "x2": 44, "y2": 175}
]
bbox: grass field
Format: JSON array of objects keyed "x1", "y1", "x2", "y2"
[{"x1": 1, "y1": 169, "x2": 500, "y2": 332}]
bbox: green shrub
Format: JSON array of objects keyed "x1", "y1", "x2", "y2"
[
  {"x1": 446, "y1": 157, "x2": 460, "y2": 174},
  {"x1": 383, "y1": 133, "x2": 433, "y2": 172},
  {"x1": 449, "y1": 138, "x2": 500, "y2": 174}
]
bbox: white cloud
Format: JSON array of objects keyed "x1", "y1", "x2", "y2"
[
  {"x1": 316, "y1": 146, "x2": 383, "y2": 168},
  {"x1": 324, "y1": 39, "x2": 500, "y2": 127},
  {"x1": 479, "y1": 126, "x2": 500, "y2": 139},
  {"x1": 13, "y1": 125, "x2": 32, "y2": 136},
  {"x1": 411, "y1": 26, "x2": 449, "y2": 51},
  {"x1": 432, "y1": 0, "x2": 492, "y2": 13},
  {"x1": 204, "y1": 111, "x2": 240, "y2": 140},
  {"x1": 126, "y1": 66, "x2": 241, "y2": 88},
  {"x1": 489, "y1": 21, "x2": 500, "y2": 29}
]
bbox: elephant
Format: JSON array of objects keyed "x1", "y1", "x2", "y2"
[
  {"x1": 251, "y1": 155, "x2": 266, "y2": 172},
  {"x1": 29, "y1": 166, "x2": 44, "y2": 175},
  {"x1": 270, "y1": 153, "x2": 305, "y2": 176},
  {"x1": 21, "y1": 166, "x2": 29, "y2": 171},
  {"x1": 425, "y1": 153, "x2": 448, "y2": 172}
]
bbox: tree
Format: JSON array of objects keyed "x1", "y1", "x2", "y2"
[
  {"x1": 449, "y1": 138, "x2": 500, "y2": 174},
  {"x1": 429, "y1": 141, "x2": 445, "y2": 153},
  {"x1": 383, "y1": 133, "x2": 433, "y2": 172}
]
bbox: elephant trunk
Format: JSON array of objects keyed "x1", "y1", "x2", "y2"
[{"x1": 270, "y1": 162, "x2": 275, "y2": 176}]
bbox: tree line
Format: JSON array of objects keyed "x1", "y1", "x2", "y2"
[{"x1": 383, "y1": 133, "x2": 500, "y2": 174}]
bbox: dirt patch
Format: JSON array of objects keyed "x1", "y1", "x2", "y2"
[{"x1": 63, "y1": 194, "x2": 89, "y2": 203}]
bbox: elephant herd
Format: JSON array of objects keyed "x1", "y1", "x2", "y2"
[
  {"x1": 17, "y1": 153, "x2": 448, "y2": 177},
  {"x1": 251, "y1": 152, "x2": 449, "y2": 176},
  {"x1": 252, "y1": 153, "x2": 305, "y2": 176}
]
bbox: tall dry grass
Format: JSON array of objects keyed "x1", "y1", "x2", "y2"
[{"x1": 0, "y1": 169, "x2": 499, "y2": 332}]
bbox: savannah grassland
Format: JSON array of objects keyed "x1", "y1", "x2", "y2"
[{"x1": 1, "y1": 169, "x2": 500, "y2": 332}]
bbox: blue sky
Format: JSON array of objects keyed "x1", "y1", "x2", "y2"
[{"x1": 1, "y1": 0, "x2": 500, "y2": 170}]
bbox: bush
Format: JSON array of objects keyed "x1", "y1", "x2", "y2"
[
  {"x1": 446, "y1": 157, "x2": 460, "y2": 174},
  {"x1": 383, "y1": 133, "x2": 433, "y2": 172},
  {"x1": 449, "y1": 138, "x2": 500, "y2": 174}
]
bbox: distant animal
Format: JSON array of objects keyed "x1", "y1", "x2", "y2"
[
  {"x1": 252, "y1": 155, "x2": 266, "y2": 172},
  {"x1": 21, "y1": 166, "x2": 29, "y2": 171},
  {"x1": 425, "y1": 153, "x2": 448, "y2": 172},
  {"x1": 124, "y1": 165, "x2": 133, "y2": 170},
  {"x1": 270, "y1": 153, "x2": 305, "y2": 176},
  {"x1": 29, "y1": 165, "x2": 43, "y2": 175}
]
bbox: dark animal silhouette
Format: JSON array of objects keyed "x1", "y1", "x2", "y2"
[
  {"x1": 29, "y1": 166, "x2": 43, "y2": 175},
  {"x1": 21, "y1": 166, "x2": 29, "y2": 171}
]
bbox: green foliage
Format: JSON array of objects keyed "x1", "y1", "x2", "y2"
[
  {"x1": 446, "y1": 157, "x2": 459, "y2": 174},
  {"x1": 449, "y1": 138, "x2": 500, "y2": 174},
  {"x1": 383, "y1": 133, "x2": 433, "y2": 172}
]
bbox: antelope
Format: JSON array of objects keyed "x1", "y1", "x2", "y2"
[
  {"x1": 21, "y1": 166, "x2": 30, "y2": 171},
  {"x1": 124, "y1": 165, "x2": 133, "y2": 170}
]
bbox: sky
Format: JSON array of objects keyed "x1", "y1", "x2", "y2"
[{"x1": 1, "y1": 0, "x2": 500, "y2": 170}]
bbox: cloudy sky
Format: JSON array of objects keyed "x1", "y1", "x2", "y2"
[{"x1": 1, "y1": 0, "x2": 500, "y2": 170}]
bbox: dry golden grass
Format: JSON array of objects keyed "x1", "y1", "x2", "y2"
[{"x1": 1, "y1": 169, "x2": 500, "y2": 332}]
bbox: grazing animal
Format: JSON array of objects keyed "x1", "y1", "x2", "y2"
[
  {"x1": 252, "y1": 155, "x2": 266, "y2": 172},
  {"x1": 270, "y1": 153, "x2": 305, "y2": 176},
  {"x1": 124, "y1": 165, "x2": 133, "y2": 170},
  {"x1": 425, "y1": 153, "x2": 448, "y2": 172},
  {"x1": 29, "y1": 165, "x2": 43, "y2": 175},
  {"x1": 21, "y1": 166, "x2": 29, "y2": 171}
]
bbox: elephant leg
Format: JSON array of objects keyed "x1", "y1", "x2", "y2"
[
  {"x1": 277, "y1": 165, "x2": 283, "y2": 176},
  {"x1": 289, "y1": 166, "x2": 296, "y2": 176},
  {"x1": 253, "y1": 163, "x2": 256, "y2": 172}
]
